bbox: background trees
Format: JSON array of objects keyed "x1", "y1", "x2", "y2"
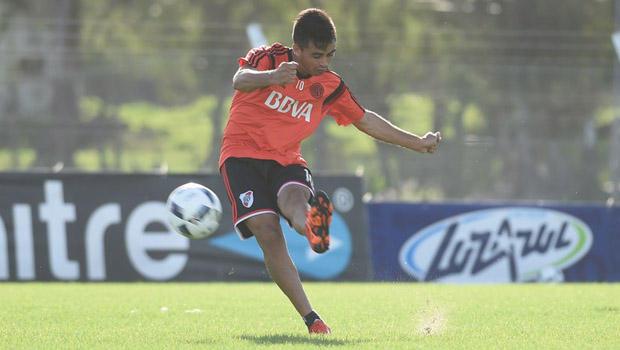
[{"x1": 0, "y1": 0, "x2": 616, "y2": 202}]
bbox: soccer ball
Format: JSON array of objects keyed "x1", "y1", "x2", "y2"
[{"x1": 166, "y1": 182, "x2": 222, "y2": 239}]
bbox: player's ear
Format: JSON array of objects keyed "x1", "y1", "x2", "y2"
[{"x1": 292, "y1": 43, "x2": 302, "y2": 56}]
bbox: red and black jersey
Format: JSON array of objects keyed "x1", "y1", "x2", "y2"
[{"x1": 219, "y1": 42, "x2": 365, "y2": 168}]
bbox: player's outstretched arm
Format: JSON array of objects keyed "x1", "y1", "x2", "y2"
[
  {"x1": 353, "y1": 110, "x2": 442, "y2": 154},
  {"x1": 233, "y1": 62, "x2": 299, "y2": 93}
]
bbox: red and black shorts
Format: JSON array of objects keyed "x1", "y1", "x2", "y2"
[{"x1": 220, "y1": 157, "x2": 315, "y2": 239}]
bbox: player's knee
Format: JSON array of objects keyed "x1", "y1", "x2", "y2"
[
  {"x1": 256, "y1": 226, "x2": 283, "y2": 244},
  {"x1": 245, "y1": 216, "x2": 284, "y2": 247},
  {"x1": 256, "y1": 230, "x2": 288, "y2": 257},
  {"x1": 278, "y1": 186, "x2": 310, "y2": 211}
]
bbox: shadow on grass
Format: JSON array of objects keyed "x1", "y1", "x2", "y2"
[
  {"x1": 241, "y1": 334, "x2": 354, "y2": 346},
  {"x1": 594, "y1": 306, "x2": 619, "y2": 312},
  {"x1": 187, "y1": 339, "x2": 216, "y2": 345}
]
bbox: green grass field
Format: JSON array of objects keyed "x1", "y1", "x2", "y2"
[{"x1": 1, "y1": 283, "x2": 618, "y2": 349}]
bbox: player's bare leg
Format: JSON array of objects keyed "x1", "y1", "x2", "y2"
[
  {"x1": 244, "y1": 214, "x2": 312, "y2": 316},
  {"x1": 277, "y1": 185, "x2": 312, "y2": 234},
  {"x1": 277, "y1": 185, "x2": 331, "y2": 334}
]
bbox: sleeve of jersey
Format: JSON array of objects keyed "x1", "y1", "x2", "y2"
[
  {"x1": 238, "y1": 46, "x2": 271, "y2": 71},
  {"x1": 324, "y1": 82, "x2": 366, "y2": 126}
]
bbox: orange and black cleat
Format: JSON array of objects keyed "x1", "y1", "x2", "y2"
[
  {"x1": 304, "y1": 190, "x2": 333, "y2": 254},
  {"x1": 308, "y1": 319, "x2": 331, "y2": 335}
]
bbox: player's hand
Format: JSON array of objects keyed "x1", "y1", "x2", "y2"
[
  {"x1": 420, "y1": 131, "x2": 441, "y2": 154},
  {"x1": 270, "y1": 61, "x2": 298, "y2": 87}
]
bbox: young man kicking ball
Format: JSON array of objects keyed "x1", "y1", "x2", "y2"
[{"x1": 219, "y1": 8, "x2": 441, "y2": 334}]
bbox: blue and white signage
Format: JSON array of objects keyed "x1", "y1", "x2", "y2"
[
  {"x1": 398, "y1": 207, "x2": 593, "y2": 283},
  {"x1": 210, "y1": 213, "x2": 352, "y2": 280},
  {"x1": 0, "y1": 173, "x2": 371, "y2": 282}
]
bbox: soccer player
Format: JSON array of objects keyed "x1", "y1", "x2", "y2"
[{"x1": 219, "y1": 8, "x2": 441, "y2": 334}]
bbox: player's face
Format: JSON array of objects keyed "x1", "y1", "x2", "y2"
[{"x1": 293, "y1": 41, "x2": 336, "y2": 76}]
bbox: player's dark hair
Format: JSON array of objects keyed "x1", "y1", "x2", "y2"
[{"x1": 292, "y1": 8, "x2": 336, "y2": 49}]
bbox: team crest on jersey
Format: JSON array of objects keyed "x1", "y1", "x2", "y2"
[
  {"x1": 310, "y1": 83, "x2": 324, "y2": 99},
  {"x1": 239, "y1": 190, "x2": 254, "y2": 208}
]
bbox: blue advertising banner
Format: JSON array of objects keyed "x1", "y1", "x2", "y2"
[
  {"x1": 0, "y1": 172, "x2": 371, "y2": 282},
  {"x1": 368, "y1": 202, "x2": 620, "y2": 283}
]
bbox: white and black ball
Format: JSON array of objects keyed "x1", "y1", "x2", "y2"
[{"x1": 166, "y1": 182, "x2": 222, "y2": 239}]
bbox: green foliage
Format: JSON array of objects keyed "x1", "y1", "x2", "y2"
[
  {"x1": 595, "y1": 107, "x2": 618, "y2": 128},
  {"x1": 462, "y1": 104, "x2": 487, "y2": 134},
  {"x1": 81, "y1": 0, "x2": 207, "y2": 105},
  {"x1": 79, "y1": 97, "x2": 104, "y2": 122},
  {"x1": 2, "y1": 0, "x2": 615, "y2": 201},
  {"x1": 388, "y1": 93, "x2": 434, "y2": 134},
  {"x1": 325, "y1": 121, "x2": 377, "y2": 160},
  {"x1": 74, "y1": 97, "x2": 217, "y2": 171},
  {"x1": 0, "y1": 149, "x2": 36, "y2": 169},
  {"x1": 74, "y1": 148, "x2": 108, "y2": 171},
  {"x1": 118, "y1": 97, "x2": 217, "y2": 171}
]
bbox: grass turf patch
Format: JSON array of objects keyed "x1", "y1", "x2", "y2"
[{"x1": 0, "y1": 283, "x2": 618, "y2": 349}]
